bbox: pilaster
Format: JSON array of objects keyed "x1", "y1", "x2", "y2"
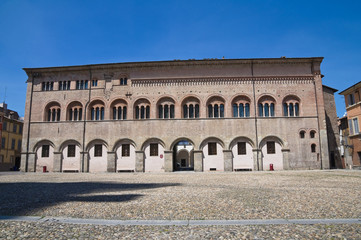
[
  {"x1": 223, "y1": 150, "x2": 233, "y2": 171},
  {"x1": 81, "y1": 152, "x2": 89, "y2": 172},
  {"x1": 193, "y1": 150, "x2": 203, "y2": 172},
  {"x1": 164, "y1": 150, "x2": 173, "y2": 172},
  {"x1": 107, "y1": 151, "x2": 116, "y2": 172},
  {"x1": 282, "y1": 149, "x2": 290, "y2": 170},
  {"x1": 252, "y1": 149, "x2": 262, "y2": 171},
  {"x1": 53, "y1": 152, "x2": 62, "y2": 172},
  {"x1": 135, "y1": 151, "x2": 145, "y2": 172},
  {"x1": 27, "y1": 153, "x2": 36, "y2": 172}
]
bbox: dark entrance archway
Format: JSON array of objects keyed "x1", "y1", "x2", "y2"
[{"x1": 172, "y1": 140, "x2": 194, "y2": 171}]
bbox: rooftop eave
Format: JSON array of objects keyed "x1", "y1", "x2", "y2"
[{"x1": 23, "y1": 57, "x2": 324, "y2": 75}]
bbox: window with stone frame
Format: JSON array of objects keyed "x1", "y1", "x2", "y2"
[
  {"x1": 150, "y1": 143, "x2": 158, "y2": 156},
  {"x1": 237, "y1": 142, "x2": 247, "y2": 155},
  {"x1": 299, "y1": 130, "x2": 305, "y2": 138},
  {"x1": 311, "y1": 144, "x2": 316, "y2": 153},
  {"x1": 122, "y1": 144, "x2": 130, "y2": 157},
  {"x1": 310, "y1": 130, "x2": 316, "y2": 138},
  {"x1": 266, "y1": 141, "x2": 275, "y2": 154},
  {"x1": 67, "y1": 145, "x2": 76, "y2": 157},
  {"x1": 42, "y1": 145, "x2": 50, "y2": 158},
  {"x1": 208, "y1": 142, "x2": 217, "y2": 155},
  {"x1": 94, "y1": 144, "x2": 102, "y2": 157}
]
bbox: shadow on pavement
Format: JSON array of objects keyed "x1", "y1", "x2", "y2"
[{"x1": 0, "y1": 182, "x2": 180, "y2": 216}]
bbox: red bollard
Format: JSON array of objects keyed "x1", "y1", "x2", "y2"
[
  {"x1": 43, "y1": 166, "x2": 47, "y2": 173},
  {"x1": 270, "y1": 164, "x2": 274, "y2": 171}
]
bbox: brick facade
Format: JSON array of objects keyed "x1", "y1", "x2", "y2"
[{"x1": 21, "y1": 57, "x2": 336, "y2": 172}]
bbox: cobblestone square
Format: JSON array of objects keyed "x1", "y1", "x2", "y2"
[{"x1": 0, "y1": 170, "x2": 360, "y2": 239}]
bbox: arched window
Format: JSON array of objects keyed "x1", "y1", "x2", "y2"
[
  {"x1": 45, "y1": 102, "x2": 61, "y2": 122},
  {"x1": 182, "y1": 96, "x2": 200, "y2": 119},
  {"x1": 283, "y1": 96, "x2": 300, "y2": 117},
  {"x1": 134, "y1": 98, "x2": 151, "y2": 119},
  {"x1": 88, "y1": 100, "x2": 105, "y2": 121},
  {"x1": 67, "y1": 101, "x2": 83, "y2": 121},
  {"x1": 157, "y1": 97, "x2": 175, "y2": 119},
  {"x1": 110, "y1": 99, "x2": 127, "y2": 120},
  {"x1": 310, "y1": 130, "x2": 316, "y2": 138},
  {"x1": 207, "y1": 96, "x2": 225, "y2": 118},
  {"x1": 258, "y1": 96, "x2": 276, "y2": 117},
  {"x1": 311, "y1": 144, "x2": 316, "y2": 153},
  {"x1": 299, "y1": 130, "x2": 305, "y2": 138}
]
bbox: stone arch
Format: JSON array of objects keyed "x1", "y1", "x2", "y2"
[
  {"x1": 282, "y1": 95, "x2": 301, "y2": 117},
  {"x1": 156, "y1": 96, "x2": 176, "y2": 119},
  {"x1": 199, "y1": 137, "x2": 225, "y2": 150},
  {"x1": 109, "y1": 98, "x2": 128, "y2": 120},
  {"x1": 43, "y1": 101, "x2": 61, "y2": 122},
  {"x1": 206, "y1": 95, "x2": 226, "y2": 118},
  {"x1": 231, "y1": 95, "x2": 252, "y2": 117},
  {"x1": 229, "y1": 136, "x2": 255, "y2": 150},
  {"x1": 66, "y1": 101, "x2": 84, "y2": 121},
  {"x1": 33, "y1": 139, "x2": 55, "y2": 172},
  {"x1": 133, "y1": 97, "x2": 151, "y2": 119},
  {"x1": 141, "y1": 138, "x2": 166, "y2": 151},
  {"x1": 113, "y1": 138, "x2": 136, "y2": 172},
  {"x1": 170, "y1": 138, "x2": 195, "y2": 171},
  {"x1": 86, "y1": 139, "x2": 108, "y2": 173},
  {"x1": 259, "y1": 135, "x2": 284, "y2": 170},
  {"x1": 229, "y1": 137, "x2": 255, "y2": 171},
  {"x1": 87, "y1": 99, "x2": 106, "y2": 120},
  {"x1": 141, "y1": 138, "x2": 166, "y2": 172},
  {"x1": 59, "y1": 139, "x2": 82, "y2": 172},
  {"x1": 58, "y1": 139, "x2": 82, "y2": 152},
  {"x1": 180, "y1": 95, "x2": 201, "y2": 118},
  {"x1": 113, "y1": 138, "x2": 137, "y2": 151},
  {"x1": 86, "y1": 139, "x2": 109, "y2": 151},
  {"x1": 170, "y1": 137, "x2": 196, "y2": 151},
  {"x1": 200, "y1": 137, "x2": 225, "y2": 171},
  {"x1": 257, "y1": 95, "x2": 277, "y2": 117}
]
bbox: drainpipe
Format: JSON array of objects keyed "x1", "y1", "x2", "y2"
[
  {"x1": 82, "y1": 69, "x2": 92, "y2": 172},
  {"x1": 25, "y1": 72, "x2": 37, "y2": 172},
  {"x1": 313, "y1": 79, "x2": 323, "y2": 169},
  {"x1": 252, "y1": 61, "x2": 260, "y2": 170}
]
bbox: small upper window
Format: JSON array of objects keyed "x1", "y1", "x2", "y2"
[
  {"x1": 299, "y1": 131, "x2": 305, "y2": 138},
  {"x1": 311, "y1": 144, "x2": 316, "y2": 153},
  {"x1": 67, "y1": 145, "x2": 76, "y2": 157},
  {"x1": 348, "y1": 94, "x2": 355, "y2": 106},
  {"x1": 94, "y1": 144, "x2": 102, "y2": 157},
  {"x1": 150, "y1": 143, "x2": 158, "y2": 156},
  {"x1": 310, "y1": 130, "x2": 316, "y2": 138},
  {"x1": 237, "y1": 142, "x2": 246, "y2": 155},
  {"x1": 42, "y1": 82, "x2": 54, "y2": 91},
  {"x1": 120, "y1": 78, "x2": 128, "y2": 85},
  {"x1": 41, "y1": 145, "x2": 50, "y2": 158},
  {"x1": 92, "y1": 80, "x2": 98, "y2": 87},
  {"x1": 122, "y1": 144, "x2": 130, "y2": 157},
  {"x1": 267, "y1": 141, "x2": 275, "y2": 154},
  {"x1": 208, "y1": 142, "x2": 217, "y2": 155}
]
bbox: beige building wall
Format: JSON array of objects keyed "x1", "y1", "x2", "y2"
[{"x1": 20, "y1": 57, "x2": 335, "y2": 172}]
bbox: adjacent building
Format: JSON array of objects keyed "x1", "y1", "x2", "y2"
[
  {"x1": 0, "y1": 103, "x2": 23, "y2": 171},
  {"x1": 339, "y1": 81, "x2": 361, "y2": 168},
  {"x1": 21, "y1": 57, "x2": 339, "y2": 173}
]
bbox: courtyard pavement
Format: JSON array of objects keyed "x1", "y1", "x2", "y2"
[{"x1": 0, "y1": 170, "x2": 360, "y2": 239}]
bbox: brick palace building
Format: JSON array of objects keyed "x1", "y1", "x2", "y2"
[{"x1": 20, "y1": 57, "x2": 340, "y2": 172}]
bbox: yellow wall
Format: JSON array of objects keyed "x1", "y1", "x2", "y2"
[{"x1": 0, "y1": 117, "x2": 23, "y2": 169}]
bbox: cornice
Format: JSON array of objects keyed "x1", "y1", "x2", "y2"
[
  {"x1": 131, "y1": 76, "x2": 315, "y2": 87},
  {"x1": 23, "y1": 57, "x2": 324, "y2": 76}
]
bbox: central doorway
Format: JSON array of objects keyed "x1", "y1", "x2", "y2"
[{"x1": 173, "y1": 140, "x2": 194, "y2": 171}]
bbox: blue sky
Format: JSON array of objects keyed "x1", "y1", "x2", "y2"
[{"x1": 0, "y1": 0, "x2": 360, "y2": 117}]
